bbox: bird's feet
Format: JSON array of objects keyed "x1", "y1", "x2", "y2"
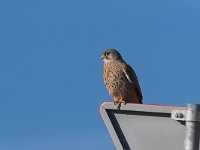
[
  {"x1": 114, "y1": 101, "x2": 118, "y2": 105},
  {"x1": 114, "y1": 99, "x2": 126, "y2": 110}
]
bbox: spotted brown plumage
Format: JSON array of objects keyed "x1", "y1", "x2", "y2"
[{"x1": 102, "y1": 49, "x2": 143, "y2": 108}]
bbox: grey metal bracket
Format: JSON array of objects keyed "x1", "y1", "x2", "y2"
[
  {"x1": 100, "y1": 102, "x2": 200, "y2": 150},
  {"x1": 100, "y1": 102, "x2": 189, "y2": 150},
  {"x1": 171, "y1": 109, "x2": 186, "y2": 121},
  {"x1": 171, "y1": 104, "x2": 200, "y2": 150},
  {"x1": 171, "y1": 109, "x2": 200, "y2": 122}
]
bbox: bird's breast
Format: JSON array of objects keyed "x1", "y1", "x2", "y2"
[{"x1": 103, "y1": 62, "x2": 131, "y2": 97}]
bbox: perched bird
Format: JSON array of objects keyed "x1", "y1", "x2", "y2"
[{"x1": 102, "y1": 49, "x2": 143, "y2": 108}]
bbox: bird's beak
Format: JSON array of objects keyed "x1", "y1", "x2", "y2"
[{"x1": 101, "y1": 53, "x2": 105, "y2": 60}]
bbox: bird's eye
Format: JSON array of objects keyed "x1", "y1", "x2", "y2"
[{"x1": 105, "y1": 52, "x2": 109, "y2": 56}]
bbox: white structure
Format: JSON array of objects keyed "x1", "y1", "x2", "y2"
[{"x1": 100, "y1": 102, "x2": 200, "y2": 150}]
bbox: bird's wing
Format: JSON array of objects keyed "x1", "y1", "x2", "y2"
[{"x1": 123, "y1": 64, "x2": 143, "y2": 102}]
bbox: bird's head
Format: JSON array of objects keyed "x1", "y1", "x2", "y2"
[{"x1": 101, "y1": 49, "x2": 123, "y2": 62}]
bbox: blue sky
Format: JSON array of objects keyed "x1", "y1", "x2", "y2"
[{"x1": 0, "y1": 0, "x2": 200, "y2": 150}]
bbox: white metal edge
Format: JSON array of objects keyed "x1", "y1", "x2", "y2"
[
  {"x1": 100, "y1": 102, "x2": 187, "y2": 150},
  {"x1": 100, "y1": 104, "x2": 124, "y2": 150},
  {"x1": 101, "y1": 102, "x2": 186, "y2": 113}
]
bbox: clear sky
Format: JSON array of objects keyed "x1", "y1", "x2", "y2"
[{"x1": 0, "y1": 0, "x2": 200, "y2": 150}]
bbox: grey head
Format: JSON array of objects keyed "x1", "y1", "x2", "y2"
[{"x1": 101, "y1": 48, "x2": 124, "y2": 62}]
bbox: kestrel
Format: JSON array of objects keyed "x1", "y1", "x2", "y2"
[{"x1": 102, "y1": 49, "x2": 143, "y2": 108}]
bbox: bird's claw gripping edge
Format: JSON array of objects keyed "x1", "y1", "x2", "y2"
[{"x1": 114, "y1": 100, "x2": 126, "y2": 110}]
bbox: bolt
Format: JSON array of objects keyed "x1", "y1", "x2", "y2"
[
  {"x1": 175, "y1": 112, "x2": 184, "y2": 118},
  {"x1": 175, "y1": 113, "x2": 179, "y2": 118},
  {"x1": 178, "y1": 113, "x2": 184, "y2": 118}
]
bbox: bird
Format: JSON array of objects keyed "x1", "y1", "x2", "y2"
[{"x1": 101, "y1": 48, "x2": 143, "y2": 109}]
